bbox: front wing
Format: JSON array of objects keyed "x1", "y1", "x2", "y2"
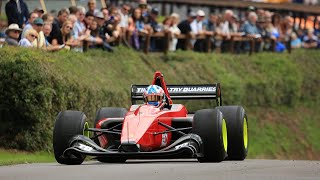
[{"x1": 63, "y1": 134, "x2": 204, "y2": 159}]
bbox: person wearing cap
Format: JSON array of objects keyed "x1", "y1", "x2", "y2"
[
  {"x1": 21, "y1": 12, "x2": 39, "y2": 38},
  {"x1": 190, "y1": 10, "x2": 207, "y2": 51},
  {"x1": 32, "y1": 17, "x2": 46, "y2": 48},
  {"x1": 5, "y1": 0, "x2": 29, "y2": 28},
  {"x1": 177, "y1": 11, "x2": 197, "y2": 50},
  {"x1": 4, "y1": 23, "x2": 22, "y2": 46},
  {"x1": 19, "y1": 28, "x2": 38, "y2": 48},
  {"x1": 33, "y1": 7, "x2": 45, "y2": 18}
]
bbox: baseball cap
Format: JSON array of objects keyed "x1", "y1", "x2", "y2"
[
  {"x1": 94, "y1": 11, "x2": 104, "y2": 19},
  {"x1": 33, "y1": 18, "x2": 44, "y2": 25},
  {"x1": 188, "y1": 11, "x2": 197, "y2": 18},
  {"x1": 151, "y1": 7, "x2": 159, "y2": 15},
  {"x1": 197, "y1": 10, "x2": 205, "y2": 17}
]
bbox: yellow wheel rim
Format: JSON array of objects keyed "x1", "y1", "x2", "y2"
[
  {"x1": 243, "y1": 118, "x2": 248, "y2": 149},
  {"x1": 83, "y1": 122, "x2": 90, "y2": 138},
  {"x1": 222, "y1": 119, "x2": 228, "y2": 152}
]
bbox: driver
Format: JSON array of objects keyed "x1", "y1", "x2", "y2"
[{"x1": 143, "y1": 85, "x2": 166, "y2": 108}]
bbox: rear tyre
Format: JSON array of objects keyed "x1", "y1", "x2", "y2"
[
  {"x1": 216, "y1": 106, "x2": 248, "y2": 160},
  {"x1": 193, "y1": 109, "x2": 227, "y2": 162},
  {"x1": 94, "y1": 107, "x2": 127, "y2": 163},
  {"x1": 53, "y1": 111, "x2": 88, "y2": 165}
]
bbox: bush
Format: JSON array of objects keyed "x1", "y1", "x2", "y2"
[{"x1": 0, "y1": 47, "x2": 319, "y2": 151}]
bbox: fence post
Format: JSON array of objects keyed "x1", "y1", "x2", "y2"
[
  {"x1": 101, "y1": 0, "x2": 107, "y2": 8},
  {"x1": 70, "y1": 0, "x2": 76, "y2": 6},
  {"x1": 206, "y1": 34, "x2": 212, "y2": 53},
  {"x1": 164, "y1": 31, "x2": 170, "y2": 54},
  {"x1": 249, "y1": 38, "x2": 254, "y2": 56},
  {"x1": 39, "y1": 0, "x2": 47, "y2": 13},
  {"x1": 143, "y1": 33, "x2": 151, "y2": 54}
]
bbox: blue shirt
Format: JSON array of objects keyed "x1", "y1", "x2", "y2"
[{"x1": 241, "y1": 22, "x2": 260, "y2": 35}]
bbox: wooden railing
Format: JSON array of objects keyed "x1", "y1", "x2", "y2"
[{"x1": 132, "y1": 32, "x2": 281, "y2": 55}]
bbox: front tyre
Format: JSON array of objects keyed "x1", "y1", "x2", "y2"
[
  {"x1": 193, "y1": 109, "x2": 227, "y2": 162},
  {"x1": 53, "y1": 111, "x2": 89, "y2": 165},
  {"x1": 216, "y1": 106, "x2": 248, "y2": 160}
]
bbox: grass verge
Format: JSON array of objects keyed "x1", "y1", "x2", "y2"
[{"x1": 0, "y1": 149, "x2": 54, "y2": 166}]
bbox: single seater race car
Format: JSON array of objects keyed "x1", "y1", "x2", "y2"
[{"x1": 53, "y1": 71, "x2": 248, "y2": 165}]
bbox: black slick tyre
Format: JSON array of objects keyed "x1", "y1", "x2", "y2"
[
  {"x1": 193, "y1": 109, "x2": 227, "y2": 162},
  {"x1": 94, "y1": 107, "x2": 127, "y2": 163},
  {"x1": 216, "y1": 106, "x2": 248, "y2": 160},
  {"x1": 53, "y1": 111, "x2": 89, "y2": 165}
]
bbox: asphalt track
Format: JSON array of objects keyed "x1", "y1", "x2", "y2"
[{"x1": 0, "y1": 159, "x2": 319, "y2": 180}]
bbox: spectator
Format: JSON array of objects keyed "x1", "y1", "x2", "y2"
[
  {"x1": 101, "y1": 7, "x2": 110, "y2": 21},
  {"x1": 19, "y1": 28, "x2": 38, "y2": 48},
  {"x1": 94, "y1": 12, "x2": 113, "y2": 51},
  {"x1": 32, "y1": 18, "x2": 46, "y2": 48},
  {"x1": 68, "y1": 14, "x2": 78, "y2": 26},
  {"x1": 49, "y1": 8, "x2": 70, "y2": 43},
  {"x1": 4, "y1": 24, "x2": 22, "y2": 46},
  {"x1": 5, "y1": 0, "x2": 29, "y2": 28},
  {"x1": 33, "y1": 7, "x2": 45, "y2": 18},
  {"x1": 21, "y1": 12, "x2": 38, "y2": 38},
  {"x1": 128, "y1": 8, "x2": 149, "y2": 50},
  {"x1": 219, "y1": 10, "x2": 238, "y2": 39},
  {"x1": 51, "y1": 20, "x2": 78, "y2": 50},
  {"x1": 177, "y1": 11, "x2": 196, "y2": 50},
  {"x1": 69, "y1": 6, "x2": 79, "y2": 15},
  {"x1": 73, "y1": 6, "x2": 87, "y2": 41},
  {"x1": 147, "y1": 7, "x2": 161, "y2": 51},
  {"x1": 119, "y1": 3, "x2": 131, "y2": 35},
  {"x1": 42, "y1": 13, "x2": 55, "y2": 24},
  {"x1": 302, "y1": 28, "x2": 318, "y2": 49},
  {"x1": 290, "y1": 32, "x2": 302, "y2": 49},
  {"x1": 87, "y1": 0, "x2": 99, "y2": 15},
  {"x1": 167, "y1": 13, "x2": 181, "y2": 51},
  {"x1": 218, "y1": 10, "x2": 239, "y2": 52},
  {"x1": 240, "y1": 12, "x2": 262, "y2": 52},
  {"x1": 138, "y1": 0, "x2": 149, "y2": 24},
  {"x1": 42, "y1": 22, "x2": 62, "y2": 51},
  {"x1": 191, "y1": 10, "x2": 207, "y2": 52},
  {"x1": 103, "y1": 13, "x2": 122, "y2": 45}
]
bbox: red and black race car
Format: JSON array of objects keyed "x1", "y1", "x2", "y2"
[{"x1": 53, "y1": 71, "x2": 248, "y2": 165}]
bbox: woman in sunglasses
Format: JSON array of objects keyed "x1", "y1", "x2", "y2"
[
  {"x1": 51, "y1": 20, "x2": 79, "y2": 50},
  {"x1": 19, "y1": 29, "x2": 38, "y2": 47}
]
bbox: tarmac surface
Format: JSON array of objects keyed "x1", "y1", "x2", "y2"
[{"x1": 1, "y1": 159, "x2": 320, "y2": 180}]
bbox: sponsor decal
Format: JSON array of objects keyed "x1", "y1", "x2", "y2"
[
  {"x1": 79, "y1": 144, "x2": 93, "y2": 152},
  {"x1": 161, "y1": 133, "x2": 168, "y2": 147},
  {"x1": 136, "y1": 86, "x2": 216, "y2": 93},
  {"x1": 174, "y1": 142, "x2": 189, "y2": 150}
]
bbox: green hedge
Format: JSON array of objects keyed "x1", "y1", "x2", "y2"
[{"x1": 0, "y1": 47, "x2": 319, "y2": 151}]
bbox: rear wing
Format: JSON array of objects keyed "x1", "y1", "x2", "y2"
[{"x1": 131, "y1": 84, "x2": 222, "y2": 106}]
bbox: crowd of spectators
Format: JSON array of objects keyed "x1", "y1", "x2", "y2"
[{"x1": 0, "y1": 0, "x2": 319, "y2": 53}]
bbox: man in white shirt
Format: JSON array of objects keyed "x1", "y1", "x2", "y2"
[{"x1": 190, "y1": 10, "x2": 206, "y2": 51}]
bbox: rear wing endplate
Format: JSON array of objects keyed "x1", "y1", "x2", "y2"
[{"x1": 131, "y1": 84, "x2": 222, "y2": 106}]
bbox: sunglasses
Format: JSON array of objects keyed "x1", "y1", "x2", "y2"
[
  {"x1": 13, "y1": 30, "x2": 20, "y2": 34},
  {"x1": 30, "y1": 34, "x2": 37, "y2": 38},
  {"x1": 36, "y1": 24, "x2": 43, "y2": 27}
]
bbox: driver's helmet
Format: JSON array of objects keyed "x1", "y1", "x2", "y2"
[{"x1": 143, "y1": 85, "x2": 165, "y2": 107}]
